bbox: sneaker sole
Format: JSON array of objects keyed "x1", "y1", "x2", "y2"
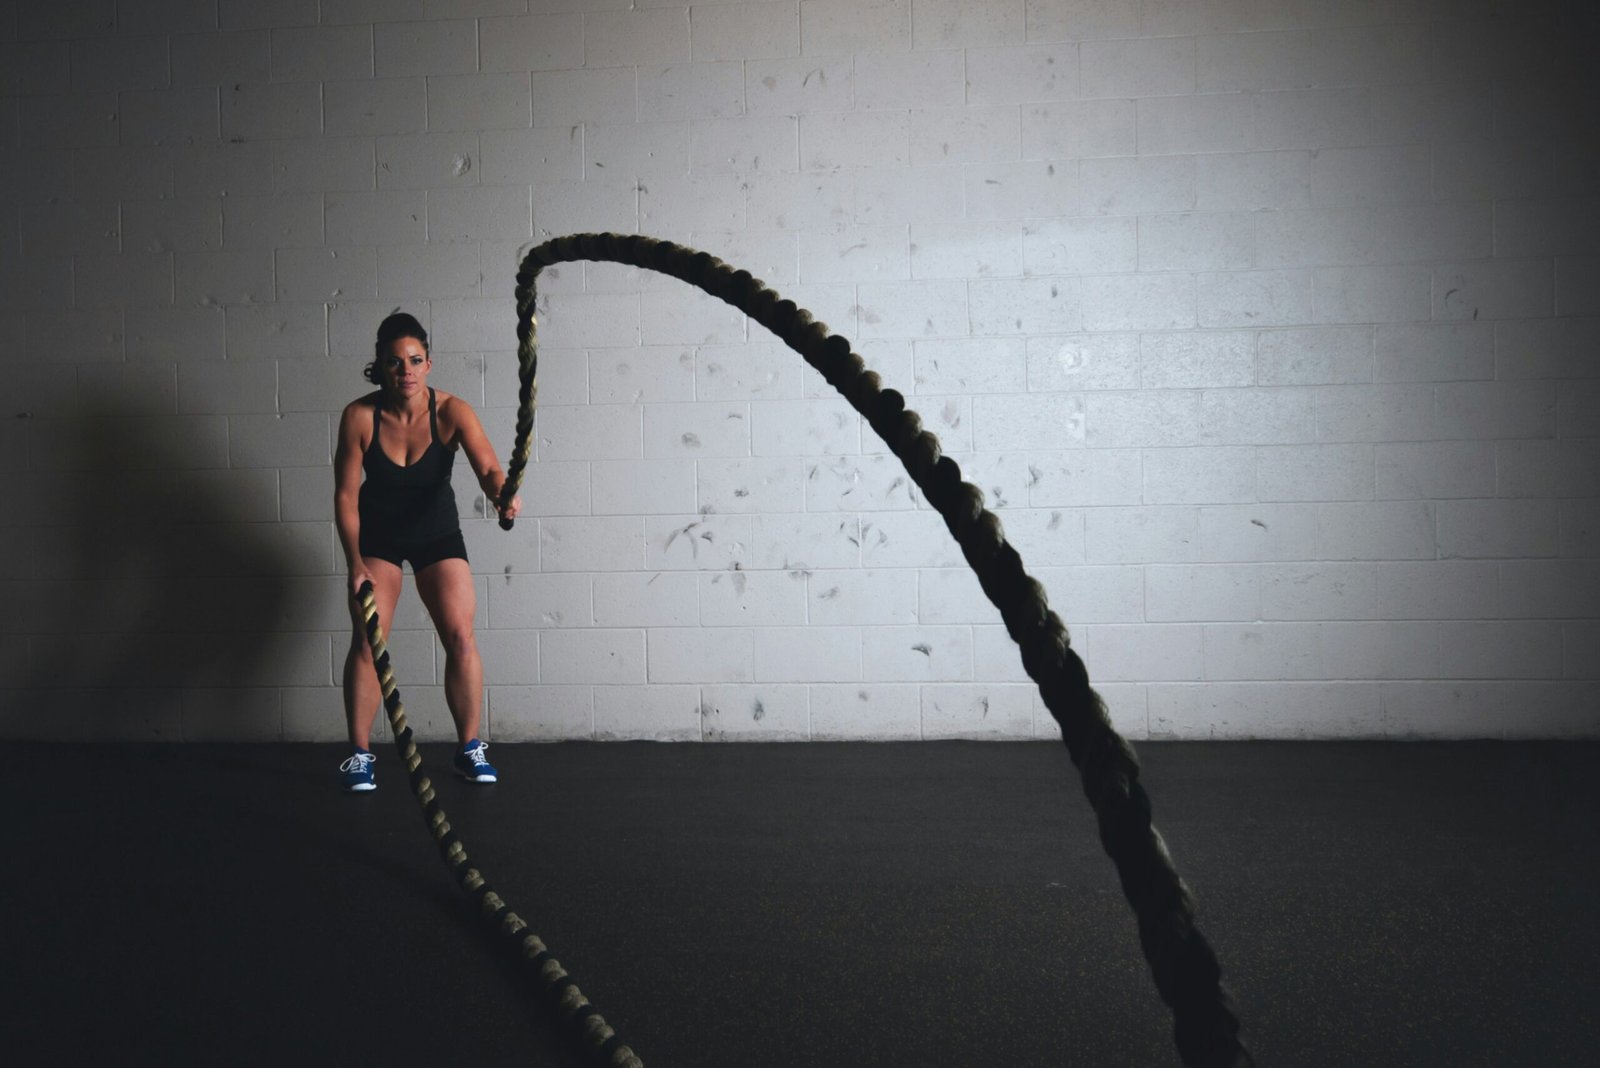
[
  {"x1": 457, "y1": 771, "x2": 497, "y2": 783},
  {"x1": 346, "y1": 782, "x2": 377, "y2": 792}
]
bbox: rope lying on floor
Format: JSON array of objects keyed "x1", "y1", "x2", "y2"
[
  {"x1": 492, "y1": 233, "x2": 1254, "y2": 1068},
  {"x1": 354, "y1": 581, "x2": 642, "y2": 1068}
]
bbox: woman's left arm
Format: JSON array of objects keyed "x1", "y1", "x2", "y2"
[{"x1": 448, "y1": 396, "x2": 521, "y2": 521}]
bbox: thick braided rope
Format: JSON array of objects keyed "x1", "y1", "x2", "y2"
[
  {"x1": 354, "y1": 582, "x2": 643, "y2": 1068},
  {"x1": 496, "y1": 233, "x2": 1253, "y2": 1068}
]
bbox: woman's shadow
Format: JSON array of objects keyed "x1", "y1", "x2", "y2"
[{"x1": 7, "y1": 381, "x2": 307, "y2": 742}]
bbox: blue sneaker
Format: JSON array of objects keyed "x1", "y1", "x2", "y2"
[
  {"x1": 340, "y1": 749, "x2": 376, "y2": 792},
  {"x1": 454, "y1": 739, "x2": 498, "y2": 783}
]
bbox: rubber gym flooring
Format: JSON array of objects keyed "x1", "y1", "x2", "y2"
[{"x1": 3, "y1": 740, "x2": 1594, "y2": 1066}]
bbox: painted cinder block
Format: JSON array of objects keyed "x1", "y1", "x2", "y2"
[
  {"x1": 320, "y1": 76, "x2": 425, "y2": 139},
  {"x1": 691, "y1": 4, "x2": 801, "y2": 63},
  {"x1": 1149, "y1": 681, "x2": 1384, "y2": 739},
  {"x1": 531, "y1": 68, "x2": 637, "y2": 127},
  {"x1": 974, "y1": 393, "x2": 1085, "y2": 450},
  {"x1": 1315, "y1": 501, "x2": 1436, "y2": 560},
  {"x1": 1142, "y1": 331, "x2": 1255, "y2": 388},
  {"x1": 269, "y1": 24, "x2": 372, "y2": 82},
  {"x1": 754, "y1": 513, "x2": 862, "y2": 570},
  {"x1": 1085, "y1": 506, "x2": 1201, "y2": 563},
  {"x1": 1022, "y1": 100, "x2": 1135, "y2": 159},
  {"x1": 221, "y1": 81, "x2": 319, "y2": 141},
  {"x1": 223, "y1": 193, "x2": 322, "y2": 251},
  {"x1": 851, "y1": 512, "x2": 951, "y2": 569},
  {"x1": 1137, "y1": 94, "x2": 1253, "y2": 156},
  {"x1": 373, "y1": 18, "x2": 477, "y2": 77},
  {"x1": 1203, "y1": 622, "x2": 1324, "y2": 680},
  {"x1": 487, "y1": 573, "x2": 592, "y2": 631},
  {"x1": 177, "y1": 360, "x2": 276, "y2": 414},
  {"x1": 1378, "y1": 681, "x2": 1600, "y2": 739},
  {"x1": 696, "y1": 342, "x2": 805, "y2": 401},
  {"x1": 489, "y1": 685, "x2": 594, "y2": 741},
  {"x1": 427, "y1": 72, "x2": 532, "y2": 133},
  {"x1": 593, "y1": 571, "x2": 698, "y2": 628},
  {"x1": 75, "y1": 252, "x2": 175, "y2": 307},
  {"x1": 973, "y1": 276, "x2": 1084, "y2": 335},
  {"x1": 800, "y1": 0, "x2": 910, "y2": 56},
  {"x1": 1374, "y1": 441, "x2": 1495, "y2": 500},
  {"x1": 701, "y1": 569, "x2": 808, "y2": 627},
  {"x1": 1026, "y1": 333, "x2": 1141, "y2": 392},
  {"x1": 702, "y1": 683, "x2": 809, "y2": 742},
  {"x1": 1081, "y1": 155, "x2": 1195, "y2": 216},
  {"x1": 862, "y1": 625, "x2": 973, "y2": 682},
  {"x1": 480, "y1": 127, "x2": 588, "y2": 187},
  {"x1": 645, "y1": 514, "x2": 754, "y2": 571},
  {"x1": 1198, "y1": 269, "x2": 1311, "y2": 327},
  {"x1": 1197, "y1": 150, "x2": 1312, "y2": 211},
  {"x1": 1087, "y1": 623, "x2": 1204, "y2": 682},
  {"x1": 1252, "y1": 88, "x2": 1368, "y2": 150},
  {"x1": 1081, "y1": 36, "x2": 1195, "y2": 98},
  {"x1": 274, "y1": 136, "x2": 376, "y2": 193},
  {"x1": 594, "y1": 684, "x2": 702, "y2": 740},
  {"x1": 647, "y1": 626, "x2": 753, "y2": 683},
  {"x1": 1257, "y1": 443, "x2": 1373, "y2": 502},
  {"x1": 1436, "y1": 499, "x2": 1559, "y2": 559},
  {"x1": 172, "y1": 29, "x2": 270, "y2": 87},
  {"x1": 540, "y1": 627, "x2": 645, "y2": 684},
  {"x1": 753, "y1": 625, "x2": 862, "y2": 682},
  {"x1": 119, "y1": 87, "x2": 220, "y2": 146},
  {"x1": 910, "y1": 221, "x2": 1026, "y2": 279},
  {"x1": 913, "y1": 337, "x2": 1026, "y2": 394},
  {"x1": 1438, "y1": 621, "x2": 1563, "y2": 680},
  {"x1": 690, "y1": 115, "x2": 797, "y2": 175},
  {"x1": 1083, "y1": 391, "x2": 1199, "y2": 448},
  {"x1": 853, "y1": 48, "x2": 962, "y2": 110},
  {"x1": 126, "y1": 306, "x2": 227, "y2": 363},
  {"x1": 1138, "y1": 213, "x2": 1253, "y2": 274},
  {"x1": 1146, "y1": 564, "x2": 1260, "y2": 622},
  {"x1": 963, "y1": 159, "x2": 1081, "y2": 221},
  {"x1": 229, "y1": 412, "x2": 329, "y2": 468},
  {"x1": 479, "y1": 13, "x2": 582, "y2": 73},
  {"x1": 1497, "y1": 440, "x2": 1600, "y2": 499},
  {"x1": 638, "y1": 62, "x2": 745, "y2": 123},
  {"x1": 922, "y1": 683, "x2": 1033, "y2": 739},
  {"x1": 966, "y1": 43, "x2": 1078, "y2": 106},
  {"x1": 1501, "y1": 560, "x2": 1600, "y2": 620},
  {"x1": 810, "y1": 683, "x2": 920, "y2": 739},
  {"x1": 588, "y1": 345, "x2": 694, "y2": 405},
  {"x1": 745, "y1": 56, "x2": 854, "y2": 116},
  {"x1": 1258, "y1": 325, "x2": 1372, "y2": 385},
  {"x1": 908, "y1": 105, "x2": 1022, "y2": 167},
  {"x1": 804, "y1": 454, "x2": 922, "y2": 512},
  {"x1": 1142, "y1": 446, "x2": 1256, "y2": 504},
  {"x1": 585, "y1": 8, "x2": 689, "y2": 67},
  {"x1": 697, "y1": 456, "x2": 807, "y2": 514}
]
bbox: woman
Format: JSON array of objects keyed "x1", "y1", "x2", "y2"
[{"x1": 334, "y1": 312, "x2": 521, "y2": 791}]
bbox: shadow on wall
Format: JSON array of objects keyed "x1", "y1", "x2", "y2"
[{"x1": 6, "y1": 382, "x2": 303, "y2": 741}]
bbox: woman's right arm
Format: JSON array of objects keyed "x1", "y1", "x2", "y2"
[{"x1": 334, "y1": 403, "x2": 369, "y2": 595}]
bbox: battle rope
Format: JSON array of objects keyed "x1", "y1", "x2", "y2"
[
  {"x1": 491, "y1": 233, "x2": 1253, "y2": 1068},
  {"x1": 354, "y1": 581, "x2": 643, "y2": 1068}
]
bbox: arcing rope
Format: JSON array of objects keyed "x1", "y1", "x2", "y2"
[
  {"x1": 366, "y1": 232, "x2": 1252, "y2": 1068},
  {"x1": 503, "y1": 234, "x2": 1251, "y2": 1068},
  {"x1": 354, "y1": 582, "x2": 642, "y2": 1068}
]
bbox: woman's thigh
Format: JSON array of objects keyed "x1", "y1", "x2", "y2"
[
  {"x1": 413, "y1": 557, "x2": 476, "y2": 642},
  {"x1": 348, "y1": 557, "x2": 405, "y2": 653}
]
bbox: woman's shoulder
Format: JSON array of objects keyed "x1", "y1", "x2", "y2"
[{"x1": 339, "y1": 391, "x2": 382, "y2": 426}]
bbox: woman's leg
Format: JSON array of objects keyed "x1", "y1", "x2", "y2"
[
  {"x1": 413, "y1": 557, "x2": 482, "y2": 745},
  {"x1": 343, "y1": 559, "x2": 405, "y2": 750}
]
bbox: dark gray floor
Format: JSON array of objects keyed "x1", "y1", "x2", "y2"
[{"x1": 2, "y1": 741, "x2": 1595, "y2": 1066}]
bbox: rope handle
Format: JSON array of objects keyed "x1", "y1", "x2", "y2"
[{"x1": 351, "y1": 580, "x2": 642, "y2": 1067}]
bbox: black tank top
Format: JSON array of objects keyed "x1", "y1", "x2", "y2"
[{"x1": 358, "y1": 387, "x2": 460, "y2": 542}]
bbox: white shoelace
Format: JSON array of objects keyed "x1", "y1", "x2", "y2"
[
  {"x1": 340, "y1": 752, "x2": 376, "y2": 774},
  {"x1": 466, "y1": 745, "x2": 490, "y2": 766}
]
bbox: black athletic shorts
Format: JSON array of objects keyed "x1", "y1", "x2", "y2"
[{"x1": 359, "y1": 529, "x2": 469, "y2": 571}]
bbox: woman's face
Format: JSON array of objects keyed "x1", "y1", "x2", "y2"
[{"x1": 379, "y1": 337, "x2": 430, "y2": 398}]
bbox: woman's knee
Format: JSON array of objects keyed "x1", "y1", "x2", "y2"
[{"x1": 439, "y1": 623, "x2": 477, "y2": 660}]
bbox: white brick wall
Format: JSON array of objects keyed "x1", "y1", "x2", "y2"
[{"x1": 4, "y1": 0, "x2": 1596, "y2": 742}]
